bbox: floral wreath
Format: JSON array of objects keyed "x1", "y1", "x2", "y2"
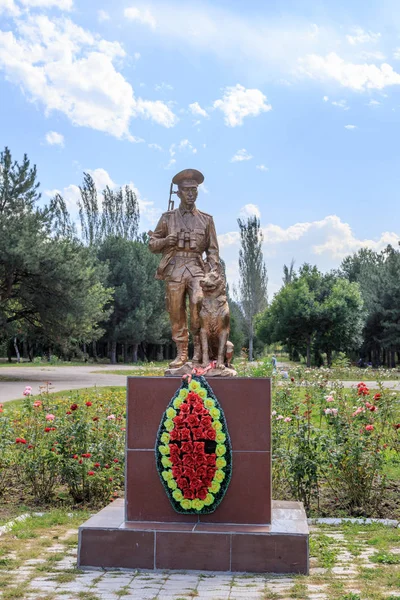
[{"x1": 155, "y1": 375, "x2": 232, "y2": 514}]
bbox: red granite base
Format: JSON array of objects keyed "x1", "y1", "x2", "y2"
[{"x1": 78, "y1": 499, "x2": 309, "y2": 574}]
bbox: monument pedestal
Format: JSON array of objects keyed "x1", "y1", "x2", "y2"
[{"x1": 78, "y1": 377, "x2": 309, "y2": 574}]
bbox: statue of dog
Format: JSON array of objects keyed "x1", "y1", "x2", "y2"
[{"x1": 198, "y1": 270, "x2": 233, "y2": 369}]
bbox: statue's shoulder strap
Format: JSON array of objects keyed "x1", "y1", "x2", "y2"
[{"x1": 197, "y1": 209, "x2": 213, "y2": 219}]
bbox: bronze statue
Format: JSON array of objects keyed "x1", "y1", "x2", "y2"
[{"x1": 149, "y1": 169, "x2": 235, "y2": 375}]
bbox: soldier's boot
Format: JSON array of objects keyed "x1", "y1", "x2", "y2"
[
  {"x1": 192, "y1": 335, "x2": 202, "y2": 364},
  {"x1": 169, "y1": 343, "x2": 188, "y2": 369}
]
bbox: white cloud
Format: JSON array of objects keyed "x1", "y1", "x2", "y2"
[
  {"x1": 20, "y1": 0, "x2": 74, "y2": 9},
  {"x1": 97, "y1": 9, "x2": 110, "y2": 22},
  {"x1": 360, "y1": 50, "x2": 386, "y2": 61},
  {"x1": 256, "y1": 164, "x2": 269, "y2": 172},
  {"x1": 135, "y1": 99, "x2": 177, "y2": 128},
  {"x1": 299, "y1": 52, "x2": 400, "y2": 91},
  {"x1": 239, "y1": 203, "x2": 261, "y2": 219},
  {"x1": 148, "y1": 142, "x2": 163, "y2": 151},
  {"x1": 0, "y1": 14, "x2": 177, "y2": 139},
  {"x1": 344, "y1": 124, "x2": 356, "y2": 129},
  {"x1": 218, "y1": 214, "x2": 399, "y2": 294},
  {"x1": 323, "y1": 95, "x2": 329, "y2": 101},
  {"x1": 214, "y1": 84, "x2": 272, "y2": 127},
  {"x1": 331, "y1": 99, "x2": 349, "y2": 110},
  {"x1": 189, "y1": 101, "x2": 208, "y2": 118},
  {"x1": 231, "y1": 148, "x2": 252, "y2": 162},
  {"x1": 119, "y1": 2, "x2": 340, "y2": 83},
  {"x1": 45, "y1": 130, "x2": 64, "y2": 146},
  {"x1": 124, "y1": 7, "x2": 156, "y2": 29},
  {"x1": 155, "y1": 82, "x2": 173, "y2": 92},
  {"x1": 367, "y1": 99, "x2": 380, "y2": 107},
  {"x1": 346, "y1": 27, "x2": 381, "y2": 45},
  {"x1": 0, "y1": 0, "x2": 20, "y2": 16}
]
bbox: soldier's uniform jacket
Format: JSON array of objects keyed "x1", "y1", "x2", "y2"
[{"x1": 149, "y1": 206, "x2": 219, "y2": 282}]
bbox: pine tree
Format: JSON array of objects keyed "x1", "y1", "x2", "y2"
[{"x1": 237, "y1": 216, "x2": 268, "y2": 361}]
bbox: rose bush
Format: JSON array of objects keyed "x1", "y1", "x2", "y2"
[{"x1": 1, "y1": 388, "x2": 125, "y2": 505}]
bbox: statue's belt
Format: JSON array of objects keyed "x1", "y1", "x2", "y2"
[{"x1": 174, "y1": 251, "x2": 202, "y2": 258}]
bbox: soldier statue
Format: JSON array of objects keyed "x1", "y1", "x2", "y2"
[{"x1": 149, "y1": 169, "x2": 219, "y2": 369}]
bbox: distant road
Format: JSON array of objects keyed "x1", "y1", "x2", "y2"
[
  {"x1": 1, "y1": 365, "x2": 400, "y2": 403},
  {"x1": 0, "y1": 365, "x2": 139, "y2": 403}
]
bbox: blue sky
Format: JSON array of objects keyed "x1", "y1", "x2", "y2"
[{"x1": 1, "y1": 0, "x2": 399, "y2": 295}]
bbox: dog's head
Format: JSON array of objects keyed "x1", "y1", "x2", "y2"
[{"x1": 200, "y1": 270, "x2": 226, "y2": 297}]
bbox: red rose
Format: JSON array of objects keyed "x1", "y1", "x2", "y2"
[
  {"x1": 173, "y1": 415, "x2": 185, "y2": 428},
  {"x1": 109, "y1": 477, "x2": 113, "y2": 481},
  {"x1": 203, "y1": 478, "x2": 213, "y2": 488},
  {"x1": 196, "y1": 465, "x2": 207, "y2": 479},
  {"x1": 374, "y1": 393, "x2": 381, "y2": 401},
  {"x1": 113, "y1": 458, "x2": 119, "y2": 463},
  {"x1": 182, "y1": 455, "x2": 194, "y2": 468},
  {"x1": 88, "y1": 471, "x2": 95, "y2": 476},
  {"x1": 104, "y1": 464, "x2": 110, "y2": 469},
  {"x1": 193, "y1": 403, "x2": 205, "y2": 415},
  {"x1": 79, "y1": 459, "x2": 83, "y2": 464},
  {"x1": 194, "y1": 454, "x2": 207, "y2": 467},
  {"x1": 200, "y1": 416, "x2": 212, "y2": 428},
  {"x1": 70, "y1": 403, "x2": 78, "y2": 411},
  {"x1": 81, "y1": 453, "x2": 92, "y2": 458},
  {"x1": 395, "y1": 423, "x2": 400, "y2": 430},
  {"x1": 169, "y1": 443, "x2": 180, "y2": 455},
  {"x1": 197, "y1": 487, "x2": 208, "y2": 501},
  {"x1": 206, "y1": 455, "x2": 216, "y2": 467},
  {"x1": 181, "y1": 441, "x2": 193, "y2": 453},
  {"x1": 365, "y1": 424, "x2": 374, "y2": 431},
  {"x1": 94, "y1": 462, "x2": 101, "y2": 468},
  {"x1": 194, "y1": 442, "x2": 205, "y2": 453},
  {"x1": 187, "y1": 392, "x2": 200, "y2": 404},
  {"x1": 85, "y1": 401, "x2": 92, "y2": 407},
  {"x1": 169, "y1": 429, "x2": 180, "y2": 441},
  {"x1": 92, "y1": 417, "x2": 99, "y2": 422},
  {"x1": 185, "y1": 414, "x2": 200, "y2": 428},
  {"x1": 207, "y1": 467, "x2": 216, "y2": 479},
  {"x1": 172, "y1": 466, "x2": 183, "y2": 478},
  {"x1": 183, "y1": 467, "x2": 196, "y2": 479},
  {"x1": 66, "y1": 411, "x2": 72, "y2": 415},
  {"x1": 192, "y1": 427, "x2": 205, "y2": 440},
  {"x1": 28, "y1": 445, "x2": 33, "y2": 449},
  {"x1": 179, "y1": 402, "x2": 190, "y2": 414},
  {"x1": 73, "y1": 454, "x2": 79, "y2": 459},
  {"x1": 44, "y1": 427, "x2": 51, "y2": 433},
  {"x1": 184, "y1": 489, "x2": 195, "y2": 500},
  {"x1": 180, "y1": 428, "x2": 191, "y2": 440},
  {"x1": 177, "y1": 477, "x2": 189, "y2": 490},
  {"x1": 205, "y1": 428, "x2": 216, "y2": 441},
  {"x1": 190, "y1": 477, "x2": 203, "y2": 490}
]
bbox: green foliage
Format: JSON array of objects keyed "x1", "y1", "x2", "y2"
[
  {"x1": 342, "y1": 245, "x2": 400, "y2": 367},
  {"x1": 237, "y1": 216, "x2": 268, "y2": 361},
  {"x1": 0, "y1": 147, "x2": 112, "y2": 356},
  {"x1": 256, "y1": 264, "x2": 363, "y2": 367}
]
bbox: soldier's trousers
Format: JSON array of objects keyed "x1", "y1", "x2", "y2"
[{"x1": 165, "y1": 272, "x2": 203, "y2": 345}]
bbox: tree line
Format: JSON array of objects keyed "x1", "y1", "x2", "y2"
[{"x1": 1, "y1": 146, "x2": 399, "y2": 367}]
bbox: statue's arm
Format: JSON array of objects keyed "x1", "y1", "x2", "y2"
[
  {"x1": 148, "y1": 215, "x2": 168, "y2": 254},
  {"x1": 205, "y1": 216, "x2": 220, "y2": 270}
]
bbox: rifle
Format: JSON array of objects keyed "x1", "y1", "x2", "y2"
[{"x1": 168, "y1": 182, "x2": 178, "y2": 211}]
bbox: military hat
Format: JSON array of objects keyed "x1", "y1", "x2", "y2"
[{"x1": 172, "y1": 168, "x2": 204, "y2": 187}]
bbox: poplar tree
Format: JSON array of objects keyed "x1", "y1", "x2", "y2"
[{"x1": 237, "y1": 216, "x2": 268, "y2": 361}]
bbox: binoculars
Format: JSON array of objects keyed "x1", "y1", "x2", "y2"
[{"x1": 177, "y1": 229, "x2": 196, "y2": 250}]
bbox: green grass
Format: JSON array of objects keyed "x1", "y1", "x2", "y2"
[{"x1": 4, "y1": 385, "x2": 126, "y2": 408}]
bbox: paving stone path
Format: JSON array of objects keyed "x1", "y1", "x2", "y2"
[{"x1": 1, "y1": 520, "x2": 399, "y2": 600}]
